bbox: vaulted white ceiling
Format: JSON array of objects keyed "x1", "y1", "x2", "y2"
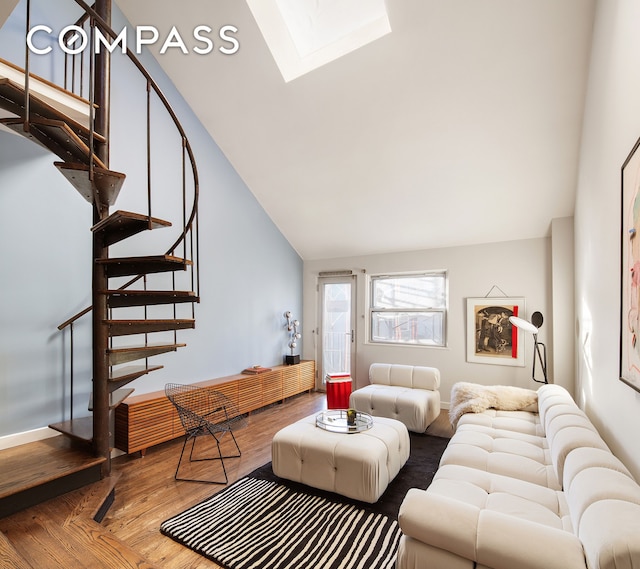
[{"x1": 115, "y1": 0, "x2": 596, "y2": 260}]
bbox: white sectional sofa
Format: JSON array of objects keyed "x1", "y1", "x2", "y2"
[
  {"x1": 349, "y1": 363, "x2": 441, "y2": 433},
  {"x1": 396, "y1": 383, "x2": 640, "y2": 569}
]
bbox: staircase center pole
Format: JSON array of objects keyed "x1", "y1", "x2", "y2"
[{"x1": 92, "y1": 0, "x2": 112, "y2": 477}]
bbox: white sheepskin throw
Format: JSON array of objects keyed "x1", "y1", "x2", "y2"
[{"x1": 449, "y1": 382, "x2": 538, "y2": 428}]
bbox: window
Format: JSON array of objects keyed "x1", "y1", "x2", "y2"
[{"x1": 370, "y1": 272, "x2": 447, "y2": 347}]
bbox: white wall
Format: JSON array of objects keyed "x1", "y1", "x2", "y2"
[
  {"x1": 574, "y1": 0, "x2": 640, "y2": 480},
  {"x1": 303, "y1": 233, "x2": 573, "y2": 406},
  {"x1": 552, "y1": 216, "x2": 575, "y2": 394}
]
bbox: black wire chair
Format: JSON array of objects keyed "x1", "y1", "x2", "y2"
[{"x1": 165, "y1": 383, "x2": 248, "y2": 484}]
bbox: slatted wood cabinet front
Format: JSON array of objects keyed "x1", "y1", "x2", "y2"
[{"x1": 114, "y1": 360, "x2": 315, "y2": 454}]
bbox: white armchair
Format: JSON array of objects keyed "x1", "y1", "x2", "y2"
[{"x1": 349, "y1": 363, "x2": 441, "y2": 433}]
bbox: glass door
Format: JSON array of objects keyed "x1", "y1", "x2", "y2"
[{"x1": 319, "y1": 276, "x2": 356, "y2": 387}]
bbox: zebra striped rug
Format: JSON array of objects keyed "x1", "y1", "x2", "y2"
[{"x1": 161, "y1": 477, "x2": 402, "y2": 569}]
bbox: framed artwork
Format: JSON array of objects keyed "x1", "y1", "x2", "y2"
[
  {"x1": 620, "y1": 136, "x2": 640, "y2": 393},
  {"x1": 466, "y1": 297, "x2": 526, "y2": 367}
]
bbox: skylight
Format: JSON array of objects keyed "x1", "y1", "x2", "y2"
[{"x1": 246, "y1": 0, "x2": 391, "y2": 82}]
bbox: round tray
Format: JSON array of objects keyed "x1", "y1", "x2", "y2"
[{"x1": 315, "y1": 409, "x2": 373, "y2": 433}]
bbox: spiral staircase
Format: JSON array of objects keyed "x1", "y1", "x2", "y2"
[{"x1": 0, "y1": 0, "x2": 200, "y2": 517}]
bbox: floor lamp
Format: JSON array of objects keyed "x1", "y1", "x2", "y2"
[{"x1": 509, "y1": 311, "x2": 548, "y2": 384}]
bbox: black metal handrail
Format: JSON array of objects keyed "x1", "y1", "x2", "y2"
[
  {"x1": 53, "y1": 0, "x2": 200, "y2": 331},
  {"x1": 17, "y1": 0, "x2": 204, "y2": 427}
]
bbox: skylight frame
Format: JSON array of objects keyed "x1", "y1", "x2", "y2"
[{"x1": 246, "y1": 0, "x2": 391, "y2": 82}]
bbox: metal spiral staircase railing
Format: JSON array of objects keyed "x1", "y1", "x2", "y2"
[{"x1": 0, "y1": 0, "x2": 200, "y2": 478}]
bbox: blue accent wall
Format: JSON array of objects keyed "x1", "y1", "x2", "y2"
[{"x1": 0, "y1": 0, "x2": 302, "y2": 436}]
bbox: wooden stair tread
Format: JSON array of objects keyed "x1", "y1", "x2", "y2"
[
  {"x1": 109, "y1": 365, "x2": 164, "y2": 383},
  {"x1": 0, "y1": 107, "x2": 100, "y2": 145},
  {"x1": 0, "y1": 117, "x2": 107, "y2": 168},
  {"x1": 97, "y1": 255, "x2": 192, "y2": 277},
  {"x1": 55, "y1": 162, "x2": 125, "y2": 207},
  {"x1": 107, "y1": 343, "x2": 186, "y2": 366},
  {"x1": 100, "y1": 254, "x2": 190, "y2": 263},
  {"x1": 107, "y1": 342, "x2": 187, "y2": 354},
  {"x1": 88, "y1": 388, "x2": 134, "y2": 411},
  {"x1": 104, "y1": 290, "x2": 199, "y2": 308},
  {"x1": 0, "y1": 436, "x2": 104, "y2": 500},
  {"x1": 105, "y1": 319, "x2": 195, "y2": 336},
  {"x1": 0, "y1": 70, "x2": 94, "y2": 133},
  {"x1": 48, "y1": 417, "x2": 94, "y2": 444},
  {"x1": 92, "y1": 210, "x2": 171, "y2": 247}
]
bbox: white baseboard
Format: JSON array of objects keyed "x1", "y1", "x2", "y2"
[{"x1": 0, "y1": 427, "x2": 61, "y2": 451}]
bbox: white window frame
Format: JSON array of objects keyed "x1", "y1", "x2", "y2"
[{"x1": 368, "y1": 271, "x2": 448, "y2": 347}]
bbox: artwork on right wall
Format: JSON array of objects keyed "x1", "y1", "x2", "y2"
[{"x1": 620, "y1": 134, "x2": 640, "y2": 393}]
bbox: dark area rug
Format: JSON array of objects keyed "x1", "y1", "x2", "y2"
[
  {"x1": 162, "y1": 477, "x2": 403, "y2": 569},
  {"x1": 248, "y1": 432, "x2": 450, "y2": 520}
]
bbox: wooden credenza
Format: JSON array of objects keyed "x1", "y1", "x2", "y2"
[{"x1": 114, "y1": 360, "x2": 315, "y2": 455}]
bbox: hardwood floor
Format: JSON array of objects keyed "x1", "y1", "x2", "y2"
[{"x1": 0, "y1": 393, "x2": 452, "y2": 568}]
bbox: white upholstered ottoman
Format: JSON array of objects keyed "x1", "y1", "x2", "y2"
[{"x1": 272, "y1": 413, "x2": 410, "y2": 503}]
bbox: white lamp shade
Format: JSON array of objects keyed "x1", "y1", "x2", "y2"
[{"x1": 509, "y1": 315, "x2": 538, "y2": 334}]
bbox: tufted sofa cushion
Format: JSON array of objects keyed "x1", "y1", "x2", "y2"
[
  {"x1": 349, "y1": 363, "x2": 441, "y2": 433},
  {"x1": 369, "y1": 363, "x2": 440, "y2": 391},
  {"x1": 439, "y1": 425, "x2": 559, "y2": 489},
  {"x1": 457, "y1": 408, "x2": 545, "y2": 436}
]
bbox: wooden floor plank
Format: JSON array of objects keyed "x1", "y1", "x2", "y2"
[
  {"x1": 0, "y1": 530, "x2": 33, "y2": 569},
  {"x1": 65, "y1": 519, "x2": 162, "y2": 569},
  {"x1": 0, "y1": 513, "x2": 85, "y2": 568}
]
